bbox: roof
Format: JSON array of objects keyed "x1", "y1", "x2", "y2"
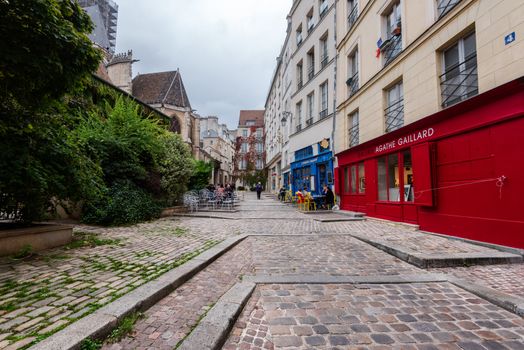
[
  {"x1": 238, "y1": 110, "x2": 265, "y2": 127},
  {"x1": 132, "y1": 70, "x2": 192, "y2": 109}
]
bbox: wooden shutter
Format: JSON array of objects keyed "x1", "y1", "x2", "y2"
[{"x1": 412, "y1": 142, "x2": 436, "y2": 207}]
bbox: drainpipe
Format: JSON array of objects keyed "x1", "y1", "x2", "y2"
[{"x1": 331, "y1": 0, "x2": 338, "y2": 197}]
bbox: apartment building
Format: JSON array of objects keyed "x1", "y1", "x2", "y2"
[
  {"x1": 335, "y1": 0, "x2": 524, "y2": 248},
  {"x1": 199, "y1": 116, "x2": 236, "y2": 186},
  {"x1": 286, "y1": 0, "x2": 337, "y2": 197},
  {"x1": 264, "y1": 18, "x2": 294, "y2": 194},
  {"x1": 234, "y1": 110, "x2": 266, "y2": 188}
]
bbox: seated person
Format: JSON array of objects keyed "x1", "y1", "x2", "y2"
[{"x1": 295, "y1": 190, "x2": 304, "y2": 203}]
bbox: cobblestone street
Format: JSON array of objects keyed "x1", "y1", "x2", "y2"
[{"x1": 1, "y1": 192, "x2": 523, "y2": 349}]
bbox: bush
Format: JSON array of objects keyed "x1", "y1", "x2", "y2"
[
  {"x1": 159, "y1": 134, "x2": 194, "y2": 205},
  {"x1": 82, "y1": 181, "x2": 161, "y2": 226},
  {"x1": 188, "y1": 160, "x2": 213, "y2": 190}
]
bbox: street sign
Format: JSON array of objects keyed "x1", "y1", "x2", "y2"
[{"x1": 505, "y1": 32, "x2": 516, "y2": 45}]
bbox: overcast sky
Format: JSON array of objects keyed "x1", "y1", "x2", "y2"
[{"x1": 115, "y1": 0, "x2": 291, "y2": 129}]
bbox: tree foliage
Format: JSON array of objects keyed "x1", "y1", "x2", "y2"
[
  {"x1": 188, "y1": 160, "x2": 213, "y2": 190},
  {"x1": 159, "y1": 135, "x2": 195, "y2": 205}
]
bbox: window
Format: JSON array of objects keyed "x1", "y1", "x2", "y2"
[
  {"x1": 295, "y1": 146, "x2": 313, "y2": 160},
  {"x1": 307, "y1": 49, "x2": 315, "y2": 81},
  {"x1": 307, "y1": 9, "x2": 315, "y2": 33},
  {"x1": 347, "y1": 48, "x2": 359, "y2": 96},
  {"x1": 437, "y1": 0, "x2": 461, "y2": 18},
  {"x1": 348, "y1": 0, "x2": 358, "y2": 31},
  {"x1": 241, "y1": 142, "x2": 248, "y2": 153},
  {"x1": 385, "y1": 81, "x2": 404, "y2": 132},
  {"x1": 348, "y1": 110, "x2": 359, "y2": 147},
  {"x1": 256, "y1": 128, "x2": 263, "y2": 138},
  {"x1": 320, "y1": 35, "x2": 329, "y2": 68},
  {"x1": 297, "y1": 62, "x2": 303, "y2": 89},
  {"x1": 377, "y1": 151, "x2": 412, "y2": 202},
  {"x1": 306, "y1": 92, "x2": 314, "y2": 125},
  {"x1": 320, "y1": 82, "x2": 328, "y2": 119},
  {"x1": 296, "y1": 25, "x2": 303, "y2": 47},
  {"x1": 239, "y1": 159, "x2": 247, "y2": 170},
  {"x1": 344, "y1": 162, "x2": 365, "y2": 194},
  {"x1": 440, "y1": 32, "x2": 477, "y2": 108},
  {"x1": 256, "y1": 159, "x2": 264, "y2": 170},
  {"x1": 246, "y1": 121, "x2": 255, "y2": 126},
  {"x1": 382, "y1": 2, "x2": 402, "y2": 65},
  {"x1": 242, "y1": 129, "x2": 248, "y2": 137},
  {"x1": 296, "y1": 101, "x2": 302, "y2": 132},
  {"x1": 256, "y1": 142, "x2": 263, "y2": 153},
  {"x1": 320, "y1": 0, "x2": 328, "y2": 18}
]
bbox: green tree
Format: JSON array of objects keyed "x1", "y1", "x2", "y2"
[
  {"x1": 0, "y1": 0, "x2": 102, "y2": 223},
  {"x1": 159, "y1": 134, "x2": 195, "y2": 205}
]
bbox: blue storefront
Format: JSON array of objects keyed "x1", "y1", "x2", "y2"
[{"x1": 290, "y1": 140, "x2": 334, "y2": 196}]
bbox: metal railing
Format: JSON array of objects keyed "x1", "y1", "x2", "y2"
[
  {"x1": 297, "y1": 78, "x2": 303, "y2": 90},
  {"x1": 347, "y1": 5, "x2": 358, "y2": 32},
  {"x1": 296, "y1": 124, "x2": 302, "y2": 133},
  {"x1": 440, "y1": 54, "x2": 478, "y2": 108},
  {"x1": 438, "y1": 0, "x2": 461, "y2": 18},
  {"x1": 306, "y1": 118, "x2": 313, "y2": 126},
  {"x1": 307, "y1": 20, "x2": 314, "y2": 34},
  {"x1": 348, "y1": 124, "x2": 359, "y2": 147},
  {"x1": 382, "y1": 34, "x2": 402, "y2": 66},
  {"x1": 384, "y1": 98, "x2": 404, "y2": 133},
  {"x1": 319, "y1": 109, "x2": 328, "y2": 120},
  {"x1": 346, "y1": 72, "x2": 359, "y2": 97},
  {"x1": 321, "y1": 55, "x2": 329, "y2": 69},
  {"x1": 320, "y1": 1, "x2": 328, "y2": 18},
  {"x1": 308, "y1": 66, "x2": 315, "y2": 80}
]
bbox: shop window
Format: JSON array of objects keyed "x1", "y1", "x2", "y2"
[
  {"x1": 377, "y1": 151, "x2": 413, "y2": 202},
  {"x1": 358, "y1": 162, "x2": 365, "y2": 193},
  {"x1": 344, "y1": 162, "x2": 365, "y2": 194}
]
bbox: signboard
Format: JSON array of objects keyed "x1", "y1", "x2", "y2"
[{"x1": 505, "y1": 32, "x2": 516, "y2": 45}]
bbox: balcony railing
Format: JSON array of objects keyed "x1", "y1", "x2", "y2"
[
  {"x1": 320, "y1": 55, "x2": 329, "y2": 69},
  {"x1": 347, "y1": 5, "x2": 358, "y2": 32},
  {"x1": 297, "y1": 33, "x2": 303, "y2": 47},
  {"x1": 296, "y1": 124, "x2": 302, "y2": 133},
  {"x1": 307, "y1": 19, "x2": 314, "y2": 34},
  {"x1": 438, "y1": 0, "x2": 461, "y2": 18},
  {"x1": 382, "y1": 34, "x2": 402, "y2": 66},
  {"x1": 348, "y1": 124, "x2": 359, "y2": 147},
  {"x1": 297, "y1": 77, "x2": 303, "y2": 90},
  {"x1": 306, "y1": 118, "x2": 313, "y2": 126},
  {"x1": 440, "y1": 54, "x2": 478, "y2": 108},
  {"x1": 346, "y1": 71, "x2": 359, "y2": 97},
  {"x1": 384, "y1": 98, "x2": 404, "y2": 133},
  {"x1": 319, "y1": 109, "x2": 328, "y2": 120},
  {"x1": 308, "y1": 66, "x2": 315, "y2": 80}
]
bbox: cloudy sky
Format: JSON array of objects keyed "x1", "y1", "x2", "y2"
[{"x1": 115, "y1": 0, "x2": 292, "y2": 129}]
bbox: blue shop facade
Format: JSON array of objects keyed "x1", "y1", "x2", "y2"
[{"x1": 290, "y1": 139, "x2": 334, "y2": 196}]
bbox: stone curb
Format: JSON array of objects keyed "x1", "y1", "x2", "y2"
[
  {"x1": 177, "y1": 282, "x2": 256, "y2": 350},
  {"x1": 244, "y1": 273, "x2": 448, "y2": 284},
  {"x1": 447, "y1": 277, "x2": 524, "y2": 317},
  {"x1": 28, "y1": 234, "x2": 249, "y2": 350},
  {"x1": 350, "y1": 233, "x2": 523, "y2": 268}
]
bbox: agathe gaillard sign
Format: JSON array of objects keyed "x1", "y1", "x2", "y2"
[{"x1": 375, "y1": 127, "x2": 435, "y2": 154}]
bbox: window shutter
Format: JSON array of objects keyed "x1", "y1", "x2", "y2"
[{"x1": 412, "y1": 142, "x2": 436, "y2": 207}]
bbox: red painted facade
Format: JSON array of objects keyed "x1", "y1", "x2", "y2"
[{"x1": 336, "y1": 78, "x2": 524, "y2": 249}]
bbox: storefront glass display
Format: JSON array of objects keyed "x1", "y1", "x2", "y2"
[
  {"x1": 403, "y1": 150, "x2": 414, "y2": 202},
  {"x1": 350, "y1": 165, "x2": 357, "y2": 193},
  {"x1": 378, "y1": 157, "x2": 387, "y2": 200},
  {"x1": 358, "y1": 163, "x2": 365, "y2": 193}
]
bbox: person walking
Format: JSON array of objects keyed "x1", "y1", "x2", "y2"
[{"x1": 255, "y1": 182, "x2": 263, "y2": 200}]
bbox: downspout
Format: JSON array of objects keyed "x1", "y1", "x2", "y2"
[{"x1": 331, "y1": 0, "x2": 338, "y2": 198}]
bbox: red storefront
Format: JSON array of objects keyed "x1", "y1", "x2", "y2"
[{"x1": 336, "y1": 78, "x2": 524, "y2": 249}]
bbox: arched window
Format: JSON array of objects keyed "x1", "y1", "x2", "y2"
[{"x1": 170, "y1": 116, "x2": 181, "y2": 134}]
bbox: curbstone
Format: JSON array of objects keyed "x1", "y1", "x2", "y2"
[
  {"x1": 245, "y1": 274, "x2": 448, "y2": 285},
  {"x1": 28, "y1": 235, "x2": 248, "y2": 350},
  {"x1": 178, "y1": 282, "x2": 255, "y2": 350}
]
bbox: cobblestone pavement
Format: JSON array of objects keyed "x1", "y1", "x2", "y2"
[
  {"x1": 0, "y1": 218, "x2": 236, "y2": 349},
  {"x1": 224, "y1": 283, "x2": 524, "y2": 349},
  {"x1": 1, "y1": 192, "x2": 523, "y2": 349},
  {"x1": 430, "y1": 264, "x2": 524, "y2": 298},
  {"x1": 102, "y1": 239, "x2": 254, "y2": 350}
]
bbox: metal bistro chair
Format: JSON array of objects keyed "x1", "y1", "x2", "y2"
[
  {"x1": 206, "y1": 191, "x2": 218, "y2": 210},
  {"x1": 183, "y1": 193, "x2": 199, "y2": 212},
  {"x1": 221, "y1": 193, "x2": 234, "y2": 211}
]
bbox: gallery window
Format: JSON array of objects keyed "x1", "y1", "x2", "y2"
[
  {"x1": 377, "y1": 150, "x2": 413, "y2": 202},
  {"x1": 344, "y1": 162, "x2": 365, "y2": 195}
]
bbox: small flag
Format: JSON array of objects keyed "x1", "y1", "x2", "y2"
[{"x1": 376, "y1": 38, "x2": 383, "y2": 58}]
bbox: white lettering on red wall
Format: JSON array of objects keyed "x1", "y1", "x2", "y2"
[{"x1": 375, "y1": 128, "x2": 435, "y2": 153}]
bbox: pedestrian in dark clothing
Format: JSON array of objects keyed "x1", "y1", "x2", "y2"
[
  {"x1": 323, "y1": 184, "x2": 335, "y2": 209},
  {"x1": 256, "y1": 182, "x2": 263, "y2": 200}
]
